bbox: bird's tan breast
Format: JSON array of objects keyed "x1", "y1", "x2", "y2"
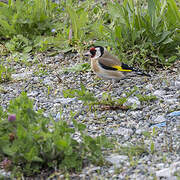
[{"x1": 91, "y1": 59, "x2": 100, "y2": 73}]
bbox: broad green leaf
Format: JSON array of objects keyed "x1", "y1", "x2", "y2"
[
  {"x1": 66, "y1": 5, "x2": 78, "y2": 39},
  {"x1": 2, "y1": 145, "x2": 16, "y2": 156},
  {"x1": 23, "y1": 46, "x2": 32, "y2": 53}
]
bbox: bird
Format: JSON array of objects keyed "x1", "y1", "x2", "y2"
[{"x1": 84, "y1": 46, "x2": 151, "y2": 81}]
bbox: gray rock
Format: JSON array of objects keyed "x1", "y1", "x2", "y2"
[
  {"x1": 156, "y1": 163, "x2": 165, "y2": 169},
  {"x1": 145, "y1": 84, "x2": 153, "y2": 90},
  {"x1": 12, "y1": 71, "x2": 33, "y2": 80},
  {"x1": 43, "y1": 77, "x2": 52, "y2": 85},
  {"x1": 125, "y1": 97, "x2": 141, "y2": 107},
  {"x1": 156, "y1": 161, "x2": 180, "y2": 178},
  {"x1": 153, "y1": 90, "x2": 166, "y2": 97},
  {"x1": 167, "y1": 176, "x2": 178, "y2": 180},
  {"x1": 54, "y1": 97, "x2": 76, "y2": 104},
  {"x1": 156, "y1": 167, "x2": 173, "y2": 178},
  {"x1": 86, "y1": 166, "x2": 101, "y2": 174},
  {"x1": 27, "y1": 91, "x2": 39, "y2": 97},
  {"x1": 105, "y1": 154, "x2": 128, "y2": 167},
  {"x1": 175, "y1": 81, "x2": 180, "y2": 89},
  {"x1": 164, "y1": 98, "x2": 179, "y2": 104},
  {"x1": 0, "y1": 170, "x2": 11, "y2": 178},
  {"x1": 33, "y1": 77, "x2": 39, "y2": 82},
  {"x1": 55, "y1": 112, "x2": 61, "y2": 121},
  {"x1": 153, "y1": 115, "x2": 166, "y2": 123},
  {"x1": 112, "y1": 127, "x2": 133, "y2": 137}
]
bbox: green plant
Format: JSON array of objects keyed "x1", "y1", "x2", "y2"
[
  {"x1": 0, "y1": 0, "x2": 64, "y2": 53},
  {"x1": 101, "y1": 0, "x2": 180, "y2": 69},
  {"x1": 65, "y1": 0, "x2": 106, "y2": 50},
  {"x1": 0, "y1": 92, "x2": 111, "y2": 177},
  {"x1": 63, "y1": 85, "x2": 139, "y2": 109},
  {"x1": 33, "y1": 63, "x2": 48, "y2": 76},
  {"x1": 118, "y1": 144, "x2": 148, "y2": 158},
  {"x1": 142, "y1": 128, "x2": 158, "y2": 154},
  {"x1": 62, "y1": 63, "x2": 91, "y2": 74},
  {"x1": 136, "y1": 94, "x2": 157, "y2": 102},
  {"x1": 0, "y1": 64, "x2": 12, "y2": 83},
  {"x1": 5, "y1": 35, "x2": 32, "y2": 53},
  {"x1": 63, "y1": 84, "x2": 97, "y2": 104},
  {"x1": 0, "y1": 0, "x2": 59, "y2": 38}
]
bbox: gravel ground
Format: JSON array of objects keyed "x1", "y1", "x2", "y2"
[{"x1": 0, "y1": 52, "x2": 180, "y2": 179}]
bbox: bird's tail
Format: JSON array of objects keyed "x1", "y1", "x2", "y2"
[
  {"x1": 121, "y1": 63, "x2": 151, "y2": 77},
  {"x1": 134, "y1": 69, "x2": 151, "y2": 77}
]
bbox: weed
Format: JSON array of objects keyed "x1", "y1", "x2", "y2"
[
  {"x1": 62, "y1": 63, "x2": 90, "y2": 74},
  {"x1": 0, "y1": 0, "x2": 65, "y2": 53},
  {"x1": 0, "y1": 0, "x2": 59, "y2": 38},
  {"x1": 63, "y1": 85, "x2": 97, "y2": 107},
  {"x1": 101, "y1": 0, "x2": 180, "y2": 69},
  {"x1": 63, "y1": 85, "x2": 143, "y2": 110},
  {"x1": 33, "y1": 63, "x2": 48, "y2": 76},
  {"x1": 0, "y1": 64, "x2": 12, "y2": 83},
  {"x1": 5, "y1": 35, "x2": 32, "y2": 53},
  {"x1": 0, "y1": 0, "x2": 179, "y2": 69},
  {"x1": 136, "y1": 94, "x2": 157, "y2": 102},
  {"x1": 0, "y1": 92, "x2": 111, "y2": 177},
  {"x1": 142, "y1": 127, "x2": 158, "y2": 154},
  {"x1": 65, "y1": 0, "x2": 105, "y2": 50},
  {"x1": 119, "y1": 144, "x2": 148, "y2": 157}
]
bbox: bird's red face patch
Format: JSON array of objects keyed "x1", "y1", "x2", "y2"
[
  {"x1": 90, "y1": 47, "x2": 95, "y2": 51},
  {"x1": 89, "y1": 47, "x2": 96, "y2": 58}
]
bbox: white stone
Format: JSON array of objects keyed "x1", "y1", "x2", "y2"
[
  {"x1": 153, "y1": 115, "x2": 166, "y2": 123},
  {"x1": 125, "y1": 97, "x2": 141, "y2": 106},
  {"x1": 12, "y1": 71, "x2": 33, "y2": 80},
  {"x1": 27, "y1": 91, "x2": 39, "y2": 97},
  {"x1": 112, "y1": 127, "x2": 133, "y2": 136},
  {"x1": 54, "y1": 97, "x2": 76, "y2": 104},
  {"x1": 164, "y1": 98, "x2": 178, "y2": 104},
  {"x1": 105, "y1": 154, "x2": 128, "y2": 167},
  {"x1": 145, "y1": 84, "x2": 153, "y2": 90},
  {"x1": 156, "y1": 163, "x2": 165, "y2": 169},
  {"x1": 136, "y1": 129, "x2": 143, "y2": 134},
  {"x1": 156, "y1": 167, "x2": 173, "y2": 177},
  {"x1": 156, "y1": 161, "x2": 180, "y2": 178},
  {"x1": 55, "y1": 112, "x2": 61, "y2": 121},
  {"x1": 43, "y1": 77, "x2": 52, "y2": 85},
  {"x1": 153, "y1": 90, "x2": 166, "y2": 97},
  {"x1": 175, "y1": 81, "x2": 180, "y2": 89}
]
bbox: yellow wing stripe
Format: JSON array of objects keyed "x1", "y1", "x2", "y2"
[{"x1": 112, "y1": 65, "x2": 132, "y2": 72}]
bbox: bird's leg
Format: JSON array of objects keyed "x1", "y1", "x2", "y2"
[{"x1": 103, "y1": 80, "x2": 114, "y2": 91}]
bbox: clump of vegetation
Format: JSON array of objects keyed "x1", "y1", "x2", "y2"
[
  {"x1": 0, "y1": 0, "x2": 179, "y2": 68},
  {"x1": 63, "y1": 85, "x2": 156, "y2": 110},
  {"x1": 0, "y1": 0, "x2": 57, "y2": 38},
  {"x1": 136, "y1": 94, "x2": 157, "y2": 102},
  {"x1": 98, "y1": 0, "x2": 180, "y2": 69},
  {"x1": 0, "y1": 92, "x2": 111, "y2": 177},
  {"x1": 63, "y1": 84, "x2": 97, "y2": 104},
  {"x1": 0, "y1": 64, "x2": 12, "y2": 83},
  {"x1": 62, "y1": 63, "x2": 91, "y2": 74}
]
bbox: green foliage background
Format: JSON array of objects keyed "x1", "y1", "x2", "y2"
[{"x1": 0, "y1": 0, "x2": 179, "y2": 68}]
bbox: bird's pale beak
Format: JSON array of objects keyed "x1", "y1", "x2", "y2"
[{"x1": 84, "y1": 52, "x2": 91, "y2": 57}]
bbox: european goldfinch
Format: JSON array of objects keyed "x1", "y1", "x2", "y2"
[{"x1": 84, "y1": 46, "x2": 150, "y2": 81}]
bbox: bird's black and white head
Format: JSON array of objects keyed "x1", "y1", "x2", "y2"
[{"x1": 85, "y1": 46, "x2": 104, "y2": 59}]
